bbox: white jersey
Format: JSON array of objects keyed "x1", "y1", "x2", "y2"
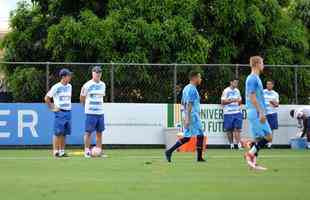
[
  {"x1": 295, "y1": 107, "x2": 310, "y2": 118},
  {"x1": 221, "y1": 87, "x2": 242, "y2": 115},
  {"x1": 81, "y1": 80, "x2": 106, "y2": 115},
  {"x1": 46, "y1": 82, "x2": 72, "y2": 110},
  {"x1": 263, "y1": 89, "x2": 279, "y2": 115}
]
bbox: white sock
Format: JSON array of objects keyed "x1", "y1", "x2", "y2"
[
  {"x1": 85, "y1": 148, "x2": 91, "y2": 153},
  {"x1": 59, "y1": 149, "x2": 65, "y2": 155},
  {"x1": 238, "y1": 143, "x2": 242, "y2": 149},
  {"x1": 249, "y1": 145, "x2": 257, "y2": 155},
  {"x1": 53, "y1": 150, "x2": 59, "y2": 155},
  {"x1": 308, "y1": 142, "x2": 310, "y2": 149},
  {"x1": 267, "y1": 142, "x2": 272, "y2": 148},
  {"x1": 230, "y1": 144, "x2": 234, "y2": 148}
]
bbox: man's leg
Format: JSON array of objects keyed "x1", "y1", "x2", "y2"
[
  {"x1": 96, "y1": 132, "x2": 102, "y2": 149},
  {"x1": 249, "y1": 134, "x2": 272, "y2": 157},
  {"x1": 59, "y1": 135, "x2": 65, "y2": 156},
  {"x1": 267, "y1": 131, "x2": 274, "y2": 148},
  {"x1": 227, "y1": 131, "x2": 234, "y2": 149},
  {"x1": 196, "y1": 135, "x2": 205, "y2": 162},
  {"x1": 84, "y1": 132, "x2": 92, "y2": 157},
  {"x1": 233, "y1": 129, "x2": 242, "y2": 149},
  {"x1": 245, "y1": 117, "x2": 272, "y2": 169},
  {"x1": 53, "y1": 135, "x2": 60, "y2": 156},
  {"x1": 224, "y1": 115, "x2": 234, "y2": 149},
  {"x1": 165, "y1": 137, "x2": 191, "y2": 162},
  {"x1": 84, "y1": 114, "x2": 95, "y2": 157}
]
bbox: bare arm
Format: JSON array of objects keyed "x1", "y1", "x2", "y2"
[
  {"x1": 184, "y1": 102, "x2": 192, "y2": 128},
  {"x1": 80, "y1": 95, "x2": 86, "y2": 105},
  {"x1": 270, "y1": 100, "x2": 279, "y2": 107},
  {"x1": 44, "y1": 95, "x2": 59, "y2": 111},
  {"x1": 221, "y1": 99, "x2": 234, "y2": 105},
  {"x1": 44, "y1": 95, "x2": 53, "y2": 109},
  {"x1": 80, "y1": 86, "x2": 86, "y2": 105}
]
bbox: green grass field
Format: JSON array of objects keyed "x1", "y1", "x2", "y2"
[{"x1": 0, "y1": 149, "x2": 309, "y2": 200}]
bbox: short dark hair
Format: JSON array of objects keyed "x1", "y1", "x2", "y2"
[
  {"x1": 230, "y1": 78, "x2": 239, "y2": 82},
  {"x1": 290, "y1": 109, "x2": 295, "y2": 118},
  {"x1": 267, "y1": 80, "x2": 275, "y2": 84},
  {"x1": 189, "y1": 71, "x2": 201, "y2": 79}
]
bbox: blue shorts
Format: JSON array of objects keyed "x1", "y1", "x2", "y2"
[
  {"x1": 183, "y1": 114, "x2": 204, "y2": 138},
  {"x1": 266, "y1": 113, "x2": 278, "y2": 130},
  {"x1": 223, "y1": 113, "x2": 243, "y2": 132},
  {"x1": 54, "y1": 110, "x2": 71, "y2": 136},
  {"x1": 247, "y1": 109, "x2": 272, "y2": 139},
  {"x1": 85, "y1": 114, "x2": 105, "y2": 134}
]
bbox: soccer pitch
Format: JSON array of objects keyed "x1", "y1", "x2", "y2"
[{"x1": 0, "y1": 149, "x2": 309, "y2": 200}]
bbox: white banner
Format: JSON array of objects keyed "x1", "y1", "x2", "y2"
[
  {"x1": 169, "y1": 104, "x2": 310, "y2": 145},
  {"x1": 103, "y1": 103, "x2": 166, "y2": 144}
]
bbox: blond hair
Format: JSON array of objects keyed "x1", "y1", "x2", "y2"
[{"x1": 250, "y1": 56, "x2": 263, "y2": 68}]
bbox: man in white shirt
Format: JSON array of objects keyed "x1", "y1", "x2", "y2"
[
  {"x1": 263, "y1": 80, "x2": 279, "y2": 148},
  {"x1": 221, "y1": 79, "x2": 243, "y2": 149},
  {"x1": 290, "y1": 107, "x2": 310, "y2": 149},
  {"x1": 45, "y1": 68, "x2": 72, "y2": 157},
  {"x1": 80, "y1": 66, "x2": 106, "y2": 158}
]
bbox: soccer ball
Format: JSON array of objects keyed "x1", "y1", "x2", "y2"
[{"x1": 91, "y1": 147, "x2": 102, "y2": 157}]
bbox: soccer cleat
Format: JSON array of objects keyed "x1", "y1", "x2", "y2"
[
  {"x1": 165, "y1": 151, "x2": 172, "y2": 162},
  {"x1": 197, "y1": 158, "x2": 206, "y2": 162},
  {"x1": 61, "y1": 153, "x2": 69, "y2": 157},
  {"x1": 254, "y1": 165, "x2": 267, "y2": 171},
  {"x1": 54, "y1": 152, "x2": 60, "y2": 158},
  {"x1": 84, "y1": 151, "x2": 91, "y2": 158}
]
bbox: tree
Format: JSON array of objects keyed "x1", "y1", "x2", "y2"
[{"x1": 1, "y1": 0, "x2": 309, "y2": 103}]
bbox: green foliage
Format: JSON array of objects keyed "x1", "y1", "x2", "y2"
[
  {"x1": 7, "y1": 67, "x2": 45, "y2": 102},
  {"x1": 0, "y1": 0, "x2": 309, "y2": 103}
]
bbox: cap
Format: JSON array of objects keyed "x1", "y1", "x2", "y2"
[
  {"x1": 92, "y1": 66, "x2": 102, "y2": 73},
  {"x1": 59, "y1": 68, "x2": 72, "y2": 77}
]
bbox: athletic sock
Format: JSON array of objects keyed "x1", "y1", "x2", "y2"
[
  {"x1": 196, "y1": 135, "x2": 204, "y2": 160},
  {"x1": 53, "y1": 150, "x2": 59, "y2": 156},
  {"x1": 167, "y1": 137, "x2": 190, "y2": 154},
  {"x1": 257, "y1": 138, "x2": 269, "y2": 149},
  {"x1": 238, "y1": 142, "x2": 243, "y2": 149},
  {"x1": 59, "y1": 149, "x2": 65, "y2": 156},
  {"x1": 249, "y1": 138, "x2": 269, "y2": 156},
  {"x1": 308, "y1": 142, "x2": 310, "y2": 149},
  {"x1": 230, "y1": 143, "x2": 234, "y2": 149},
  {"x1": 85, "y1": 148, "x2": 91, "y2": 154},
  {"x1": 267, "y1": 142, "x2": 272, "y2": 148}
]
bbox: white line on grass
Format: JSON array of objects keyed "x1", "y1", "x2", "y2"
[{"x1": 0, "y1": 155, "x2": 309, "y2": 160}]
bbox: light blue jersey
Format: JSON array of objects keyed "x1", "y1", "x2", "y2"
[
  {"x1": 245, "y1": 74, "x2": 271, "y2": 138},
  {"x1": 181, "y1": 84, "x2": 203, "y2": 137},
  {"x1": 245, "y1": 74, "x2": 266, "y2": 113}
]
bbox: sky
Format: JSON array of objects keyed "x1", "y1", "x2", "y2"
[{"x1": 0, "y1": 0, "x2": 25, "y2": 32}]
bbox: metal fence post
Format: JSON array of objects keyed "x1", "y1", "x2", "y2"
[
  {"x1": 294, "y1": 65, "x2": 298, "y2": 104},
  {"x1": 45, "y1": 62, "x2": 50, "y2": 93},
  {"x1": 173, "y1": 64, "x2": 177, "y2": 103},
  {"x1": 110, "y1": 63, "x2": 114, "y2": 102},
  {"x1": 235, "y1": 64, "x2": 239, "y2": 79}
]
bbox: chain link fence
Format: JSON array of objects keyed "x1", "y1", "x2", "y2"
[{"x1": 0, "y1": 62, "x2": 309, "y2": 104}]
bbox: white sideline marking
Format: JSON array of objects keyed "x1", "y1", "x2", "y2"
[{"x1": 0, "y1": 155, "x2": 309, "y2": 160}]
